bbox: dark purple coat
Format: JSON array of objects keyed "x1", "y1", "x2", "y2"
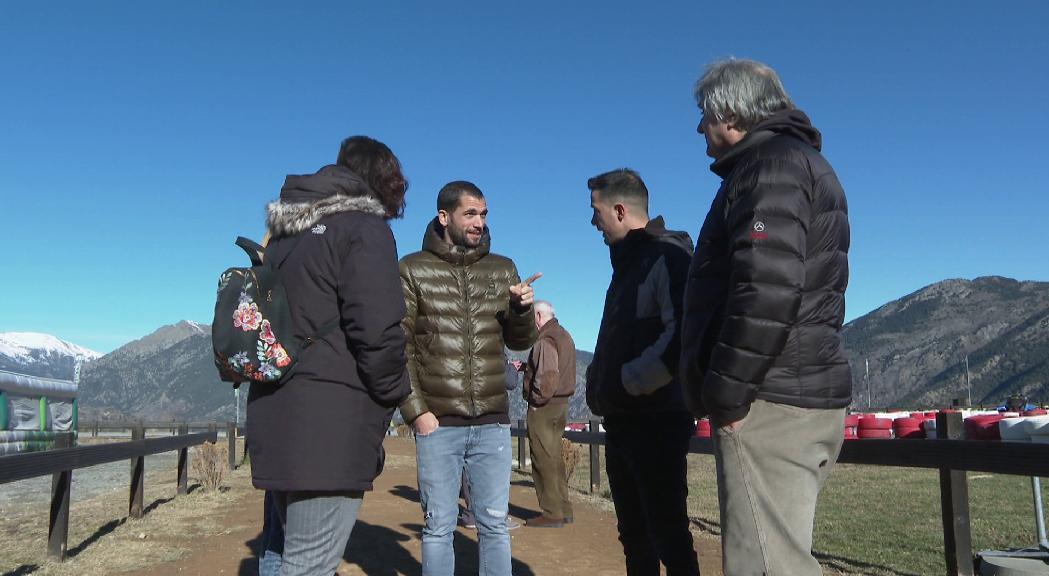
[{"x1": 247, "y1": 165, "x2": 411, "y2": 492}]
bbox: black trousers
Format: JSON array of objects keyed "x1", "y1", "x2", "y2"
[{"x1": 604, "y1": 412, "x2": 700, "y2": 576}]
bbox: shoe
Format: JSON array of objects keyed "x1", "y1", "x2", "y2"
[
  {"x1": 563, "y1": 516, "x2": 573, "y2": 524},
  {"x1": 506, "y1": 518, "x2": 522, "y2": 530},
  {"x1": 526, "y1": 515, "x2": 565, "y2": 528}
]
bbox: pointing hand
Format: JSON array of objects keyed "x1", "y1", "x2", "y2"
[{"x1": 509, "y1": 272, "x2": 542, "y2": 308}]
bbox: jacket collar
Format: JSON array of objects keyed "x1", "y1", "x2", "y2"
[
  {"x1": 421, "y1": 217, "x2": 491, "y2": 266},
  {"x1": 538, "y1": 318, "x2": 560, "y2": 336},
  {"x1": 609, "y1": 216, "x2": 667, "y2": 269},
  {"x1": 710, "y1": 108, "x2": 822, "y2": 178}
]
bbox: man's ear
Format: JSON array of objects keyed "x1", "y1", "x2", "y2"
[
  {"x1": 437, "y1": 210, "x2": 450, "y2": 227},
  {"x1": 726, "y1": 112, "x2": 742, "y2": 133},
  {"x1": 614, "y1": 203, "x2": 627, "y2": 221}
]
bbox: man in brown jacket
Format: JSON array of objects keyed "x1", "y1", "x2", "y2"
[{"x1": 522, "y1": 300, "x2": 576, "y2": 528}]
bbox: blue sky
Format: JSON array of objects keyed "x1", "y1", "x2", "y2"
[{"x1": 2, "y1": 1, "x2": 1047, "y2": 354}]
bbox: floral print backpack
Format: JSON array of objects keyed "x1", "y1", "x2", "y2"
[{"x1": 212, "y1": 236, "x2": 337, "y2": 385}]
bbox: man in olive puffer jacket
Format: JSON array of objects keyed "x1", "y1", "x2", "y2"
[
  {"x1": 681, "y1": 58, "x2": 852, "y2": 576},
  {"x1": 399, "y1": 180, "x2": 537, "y2": 576}
]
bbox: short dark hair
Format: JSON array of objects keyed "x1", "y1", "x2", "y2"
[
  {"x1": 437, "y1": 180, "x2": 485, "y2": 212},
  {"x1": 337, "y1": 136, "x2": 408, "y2": 219},
  {"x1": 587, "y1": 168, "x2": 648, "y2": 213}
]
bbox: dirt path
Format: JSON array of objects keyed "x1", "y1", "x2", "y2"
[{"x1": 134, "y1": 437, "x2": 723, "y2": 575}]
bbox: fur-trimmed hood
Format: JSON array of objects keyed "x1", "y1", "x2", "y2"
[{"x1": 267, "y1": 165, "x2": 386, "y2": 237}]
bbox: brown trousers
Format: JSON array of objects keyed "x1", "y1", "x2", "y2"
[{"x1": 527, "y1": 402, "x2": 573, "y2": 518}]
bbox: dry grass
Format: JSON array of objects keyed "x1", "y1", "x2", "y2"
[
  {"x1": 0, "y1": 456, "x2": 254, "y2": 575},
  {"x1": 561, "y1": 438, "x2": 582, "y2": 481},
  {"x1": 192, "y1": 442, "x2": 228, "y2": 492}
]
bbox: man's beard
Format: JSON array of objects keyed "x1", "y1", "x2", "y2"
[{"x1": 447, "y1": 223, "x2": 481, "y2": 248}]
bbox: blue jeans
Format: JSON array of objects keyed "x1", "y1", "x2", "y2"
[
  {"x1": 259, "y1": 491, "x2": 284, "y2": 576},
  {"x1": 416, "y1": 423, "x2": 512, "y2": 576}
]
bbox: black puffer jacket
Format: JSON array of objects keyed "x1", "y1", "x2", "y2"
[
  {"x1": 680, "y1": 109, "x2": 852, "y2": 423},
  {"x1": 586, "y1": 217, "x2": 693, "y2": 416},
  {"x1": 247, "y1": 165, "x2": 411, "y2": 492},
  {"x1": 398, "y1": 219, "x2": 536, "y2": 425}
]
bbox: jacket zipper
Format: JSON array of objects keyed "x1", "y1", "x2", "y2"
[{"x1": 464, "y1": 264, "x2": 475, "y2": 414}]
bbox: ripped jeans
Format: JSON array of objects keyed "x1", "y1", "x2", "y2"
[{"x1": 415, "y1": 422, "x2": 512, "y2": 576}]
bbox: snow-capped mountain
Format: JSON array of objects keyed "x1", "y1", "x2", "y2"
[{"x1": 0, "y1": 332, "x2": 102, "y2": 380}]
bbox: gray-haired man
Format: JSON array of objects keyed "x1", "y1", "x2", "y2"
[
  {"x1": 681, "y1": 58, "x2": 852, "y2": 575},
  {"x1": 521, "y1": 300, "x2": 576, "y2": 528}
]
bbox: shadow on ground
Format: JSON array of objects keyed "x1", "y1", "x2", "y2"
[
  {"x1": 231, "y1": 519, "x2": 538, "y2": 576},
  {"x1": 342, "y1": 521, "x2": 416, "y2": 575},
  {"x1": 1, "y1": 565, "x2": 38, "y2": 576},
  {"x1": 66, "y1": 517, "x2": 127, "y2": 559},
  {"x1": 237, "y1": 530, "x2": 263, "y2": 576},
  {"x1": 389, "y1": 484, "x2": 420, "y2": 504},
  {"x1": 399, "y1": 523, "x2": 534, "y2": 576}
]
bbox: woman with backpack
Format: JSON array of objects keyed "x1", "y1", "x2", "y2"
[{"x1": 247, "y1": 136, "x2": 412, "y2": 575}]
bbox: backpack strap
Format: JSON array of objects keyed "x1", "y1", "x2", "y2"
[
  {"x1": 240, "y1": 234, "x2": 341, "y2": 351},
  {"x1": 235, "y1": 236, "x2": 265, "y2": 266}
]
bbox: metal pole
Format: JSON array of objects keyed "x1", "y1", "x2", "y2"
[
  {"x1": 1033, "y1": 477, "x2": 1049, "y2": 550},
  {"x1": 227, "y1": 421, "x2": 237, "y2": 471},
  {"x1": 865, "y1": 358, "x2": 871, "y2": 409},
  {"x1": 965, "y1": 355, "x2": 972, "y2": 407}
]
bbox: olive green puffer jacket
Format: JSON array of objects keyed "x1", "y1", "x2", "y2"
[{"x1": 398, "y1": 219, "x2": 537, "y2": 423}]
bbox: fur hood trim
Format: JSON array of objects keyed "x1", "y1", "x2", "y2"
[{"x1": 267, "y1": 194, "x2": 386, "y2": 237}]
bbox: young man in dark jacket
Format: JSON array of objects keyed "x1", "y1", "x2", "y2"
[
  {"x1": 246, "y1": 136, "x2": 413, "y2": 575},
  {"x1": 586, "y1": 169, "x2": 700, "y2": 576},
  {"x1": 522, "y1": 300, "x2": 576, "y2": 528},
  {"x1": 399, "y1": 180, "x2": 537, "y2": 576},
  {"x1": 681, "y1": 58, "x2": 852, "y2": 575}
]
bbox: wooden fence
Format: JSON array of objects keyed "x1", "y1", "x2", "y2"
[
  {"x1": 79, "y1": 420, "x2": 244, "y2": 472},
  {"x1": 0, "y1": 423, "x2": 220, "y2": 561},
  {"x1": 512, "y1": 411, "x2": 1049, "y2": 576}
]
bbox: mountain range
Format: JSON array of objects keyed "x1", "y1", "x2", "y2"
[
  {"x1": 0, "y1": 332, "x2": 102, "y2": 380},
  {"x1": 3, "y1": 276, "x2": 1047, "y2": 420},
  {"x1": 843, "y1": 276, "x2": 1049, "y2": 409}
]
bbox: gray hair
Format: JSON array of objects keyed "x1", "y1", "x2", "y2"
[
  {"x1": 534, "y1": 300, "x2": 556, "y2": 321},
  {"x1": 694, "y1": 58, "x2": 794, "y2": 132}
]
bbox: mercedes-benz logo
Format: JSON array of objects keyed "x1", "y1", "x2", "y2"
[{"x1": 753, "y1": 221, "x2": 765, "y2": 232}]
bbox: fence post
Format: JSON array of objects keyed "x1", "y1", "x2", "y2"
[
  {"x1": 588, "y1": 418, "x2": 601, "y2": 494},
  {"x1": 937, "y1": 411, "x2": 974, "y2": 576},
  {"x1": 47, "y1": 432, "x2": 74, "y2": 561},
  {"x1": 517, "y1": 419, "x2": 527, "y2": 472},
  {"x1": 129, "y1": 423, "x2": 145, "y2": 519},
  {"x1": 177, "y1": 423, "x2": 189, "y2": 496},
  {"x1": 227, "y1": 421, "x2": 237, "y2": 471}
]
